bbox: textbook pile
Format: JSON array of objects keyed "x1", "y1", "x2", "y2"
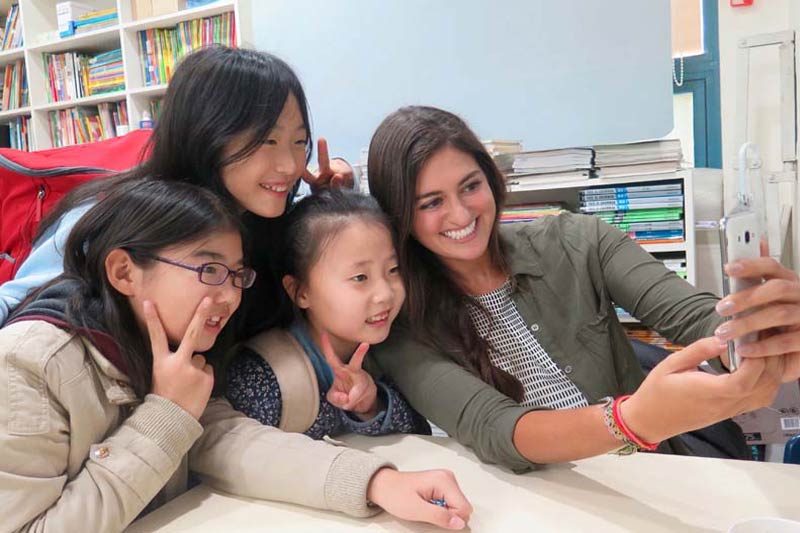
[
  {"x1": 593, "y1": 139, "x2": 682, "y2": 179},
  {"x1": 506, "y1": 147, "x2": 593, "y2": 190},
  {"x1": 57, "y1": 3, "x2": 118, "y2": 38},
  {"x1": 578, "y1": 181, "x2": 684, "y2": 245}
]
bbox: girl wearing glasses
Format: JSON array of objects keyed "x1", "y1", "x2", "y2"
[
  {"x1": 0, "y1": 180, "x2": 471, "y2": 532},
  {"x1": 1, "y1": 179, "x2": 246, "y2": 531}
]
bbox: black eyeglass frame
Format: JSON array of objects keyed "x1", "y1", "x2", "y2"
[{"x1": 145, "y1": 254, "x2": 257, "y2": 289}]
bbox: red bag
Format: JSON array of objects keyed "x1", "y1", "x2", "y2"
[{"x1": 0, "y1": 131, "x2": 151, "y2": 283}]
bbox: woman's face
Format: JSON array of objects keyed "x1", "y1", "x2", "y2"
[
  {"x1": 127, "y1": 230, "x2": 245, "y2": 352},
  {"x1": 411, "y1": 146, "x2": 497, "y2": 271},
  {"x1": 221, "y1": 93, "x2": 308, "y2": 218}
]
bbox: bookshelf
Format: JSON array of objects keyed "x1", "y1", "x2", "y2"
[
  {"x1": 505, "y1": 170, "x2": 697, "y2": 325},
  {"x1": 0, "y1": 0, "x2": 252, "y2": 150}
]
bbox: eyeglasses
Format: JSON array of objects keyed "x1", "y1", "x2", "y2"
[{"x1": 148, "y1": 255, "x2": 257, "y2": 289}]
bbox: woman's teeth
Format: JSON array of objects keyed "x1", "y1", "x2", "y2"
[{"x1": 442, "y1": 219, "x2": 476, "y2": 240}]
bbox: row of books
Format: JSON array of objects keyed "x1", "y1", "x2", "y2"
[
  {"x1": 1, "y1": 4, "x2": 22, "y2": 51},
  {"x1": 1, "y1": 60, "x2": 28, "y2": 111},
  {"x1": 624, "y1": 325, "x2": 683, "y2": 352},
  {"x1": 579, "y1": 182, "x2": 685, "y2": 245},
  {"x1": 44, "y1": 49, "x2": 125, "y2": 102},
  {"x1": 4, "y1": 115, "x2": 29, "y2": 150},
  {"x1": 138, "y1": 12, "x2": 236, "y2": 87},
  {"x1": 48, "y1": 101, "x2": 129, "y2": 148}
]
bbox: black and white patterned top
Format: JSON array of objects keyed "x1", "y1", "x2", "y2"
[{"x1": 469, "y1": 280, "x2": 589, "y2": 410}]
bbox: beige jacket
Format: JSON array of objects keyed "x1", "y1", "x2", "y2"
[{"x1": 0, "y1": 321, "x2": 389, "y2": 533}]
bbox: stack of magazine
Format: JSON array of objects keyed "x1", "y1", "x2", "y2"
[
  {"x1": 579, "y1": 181, "x2": 684, "y2": 245},
  {"x1": 593, "y1": 139, "x2": 682, "y2": 179},
  {"x1": 505, "y1": 147, "x2": 593, "y2": 190}
]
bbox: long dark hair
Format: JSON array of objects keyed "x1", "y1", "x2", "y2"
[
  {"x1": 283, "y1": 189, "x2": 393, "y2": 301},
  {"x1": 16, "y1": 179, "x2": 244, "y2": 398},
  {"x1": 34, "y1": 46, "x2": 311, "y2": 341},
  {"x1": 36, "y1": 45, "x2": 312, "y2": 241},
  {"x1": 367, "y1": 106, "x2": 523, "y2": 402}
]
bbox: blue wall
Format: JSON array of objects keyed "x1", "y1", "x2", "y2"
[{"x1": 252, "y1": 0, "x2": 673, "y2": 163}]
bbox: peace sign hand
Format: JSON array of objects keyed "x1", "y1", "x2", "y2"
[
  {"x1": 302, "y1": 137, "x2": 355, "y2": 190},
  {"x1": 145, "y1": 298, "x2": 215, "y2": 420},
  {"x1": 320, "y1": 332, "x2": 380, "y2": 419}
]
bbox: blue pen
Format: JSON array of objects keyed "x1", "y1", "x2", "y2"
[{"x1": 429, "y1": 498, "x2": 448, "y2": 508}]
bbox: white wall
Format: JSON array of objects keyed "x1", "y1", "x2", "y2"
[
  {"x1": 251, "y1": 0, "x2": 674, "y2": 164},
  {"x1": 717, "y1": 0, "x2": 797, "y2": 265}
]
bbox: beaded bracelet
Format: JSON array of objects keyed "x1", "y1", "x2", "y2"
[{"x1": 600, "y1": 396, "x2": 660, "y2": 454}]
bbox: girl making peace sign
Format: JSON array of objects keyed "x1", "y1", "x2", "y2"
[
  {"x1": 0, "y1": 181, "x2": 471, "y2": 532},
  {"x1": 227, "y1": 189, "x2": 431, "y2": 438}
]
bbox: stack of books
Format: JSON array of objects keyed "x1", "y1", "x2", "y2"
[
  {"x1": 506, "y1": 147, "x2": 593, "y2": 190},
  {"x1": 483, "y1": 139, "x2": 522, "y2": 173},
  {"x1": 72, "y1": 8, "x2": 119, "y2": 35},
  {"x1": 1, "y1": 4, "x2": 22, "y2": 50},
  {"x1": 579, "y1": 182, "x2": 684, "y2": 245},
  {"x1": 86, "y1": 49, "x2": 124, "y2": 95},
  {"x1": 1, "y1": 60, "x2": 27, "y2": 110},
  {"x1": 500, "y1": 202, "x2": 568, "y2": 224},
  {"x1": 44, "y1": 48, "x2": 124, "y2": 102},
  {"x1": 138, "y1": 12, "x2": 236, "y2": 86},
  {"x1": 593, "y1": 139, "x2": 682, "y2": 179}
]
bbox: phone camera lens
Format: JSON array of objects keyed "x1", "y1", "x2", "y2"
[{"x1": 745, "y1": 231, "x2": 751, "y2": 243}]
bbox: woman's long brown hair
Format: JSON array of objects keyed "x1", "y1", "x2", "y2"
[{"x1": 368, "y1": 106, "x2": 524, "y2": 402}]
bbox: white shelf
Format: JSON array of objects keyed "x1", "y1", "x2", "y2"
[
  {"x1": 123, "y1": 0, "x2": 235, "y2": 31},
  {"x1": 37, "y1": 92, "x2": 128, "y2": 112},
  {"x1": 0, "y1": 106, "x2": 31, "y2": 120},
  {"x1": 506, "y1": 171, "x2": 686, "y2": 194},
  {"x1": 0, "y1": 47, "x2": 24, "y2": 64},
  {"x1": 5, "y1": 0, "x2": 250, "y2": 150},
  {"x1": 641, "y1": 242, "x2": 687, "y2": 254},
  {"x1": 127, "y1": 84, "x2": 168, "y2": 97},
  {"x1": 504, "y1": 169, "x2": 697, "y2": 287},
  {"x1": 28, "y1": 26, "x2": 121, "y2": 54}
]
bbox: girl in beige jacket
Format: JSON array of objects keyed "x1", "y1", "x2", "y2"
[{"x1": 0, "y1": 179, "x2": 471, "y2": 533}]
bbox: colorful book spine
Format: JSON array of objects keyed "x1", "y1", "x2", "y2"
[{"x1": 138, "y1": 12, "x2": 236, "y2": 87}]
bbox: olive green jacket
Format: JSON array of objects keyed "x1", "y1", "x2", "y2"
[{"x1": 372, "y1": 213, "x2": 724, "y2": 471}]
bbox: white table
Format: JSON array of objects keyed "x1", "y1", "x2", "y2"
[{"x1": 128, "y1": 434, "x2": 800, "y2": 532}]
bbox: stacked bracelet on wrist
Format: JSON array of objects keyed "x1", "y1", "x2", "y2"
[{"x1": 600, "y1": 395, "x2": 660, "y2": 454}]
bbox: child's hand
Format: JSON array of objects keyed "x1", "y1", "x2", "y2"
[
  {"x1": 367, "y1": 467, "x2": 472, "y2": 530},
  {"x1": 302, "y1": 137, "x2": 355, "y2": 190},
  {"x1": 320, "y1": 332, "x2": 379, "y2": 419},
  {"x1": 145, "y1": 298, "x2": 215, "y2": 420}
]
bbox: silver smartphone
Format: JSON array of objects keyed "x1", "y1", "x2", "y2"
[{"x1": 718, "y1": 206, "x2": 762, "y2": 371}]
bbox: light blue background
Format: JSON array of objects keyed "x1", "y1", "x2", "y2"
[{"x1": 251, "y1": 0, "x2": 673, "y2": 163}]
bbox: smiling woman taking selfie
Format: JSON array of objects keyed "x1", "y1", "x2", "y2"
[{"x1": 367, "y1": 105, "x2": 800, "y2": 470}]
